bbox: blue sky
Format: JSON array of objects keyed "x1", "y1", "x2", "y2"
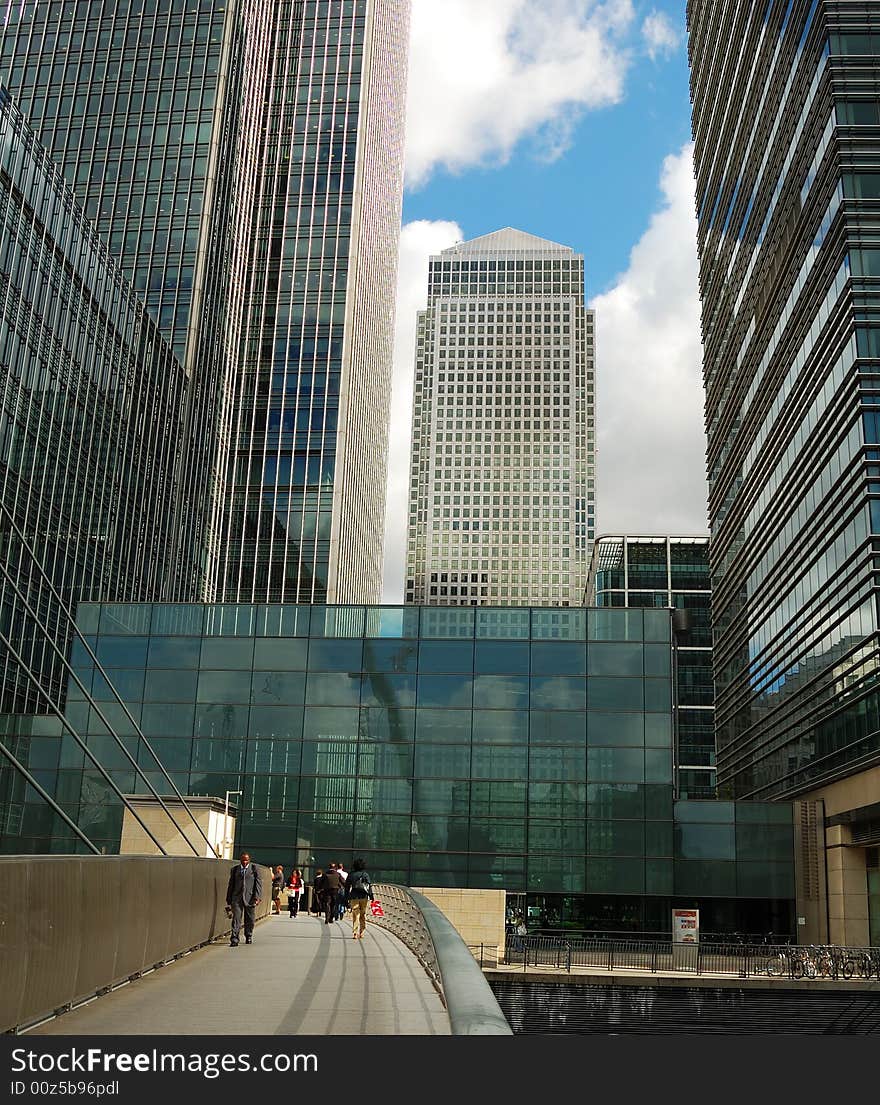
[
  {"x1": 402, "y1": 1, "x2": 693, "y2": 299},
  {"x1": 383, "y1": 1, "x2": 709, "y2": 600}
]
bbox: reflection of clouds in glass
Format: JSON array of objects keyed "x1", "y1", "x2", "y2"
[
  {"x1": 416, "y1": 675, "x2": 474, "y2": 710},
  {"x1": 530, "y1": 676, "x2": 586, "y2": 709},
  {"x1": 473, "y1": 675, "x2": 529, "y2": 709}
]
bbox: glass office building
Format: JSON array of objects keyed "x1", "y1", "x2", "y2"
[
  {"x1": 1, "y1": 0, "x2": 411, "y2": 606},
  {"x1": 0, "y1": 0, "x2": 273, "y2": 595},
  {"x1": 0, "y1": 88, "x2": 191, "y2": 716},
  {"x1": 0, "y1": 0, "x2": 265, "y2": 360},
  {"x1": 587, "y1": 537, "x2": 715, "y2": 799},
  {"x1": 4, "y1": 602, "x2": 798, "y2": 934},
  {"x1": 405, "y1": 229, "x2": 595, "y2": 608},
  {"x1": 689, "y1": 3, "x2": 880, "y2": 942},
  {"x1": 218, "y1": 0, "x2": 410, "y2": 606}
]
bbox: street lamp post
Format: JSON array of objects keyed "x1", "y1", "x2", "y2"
[{"x1": 223, "y1": 790, "x2": 242, "y2": 860}]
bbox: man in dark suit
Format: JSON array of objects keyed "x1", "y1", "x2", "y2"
[
  {"x1": 321, "y1": 864, "x2": 342, "y2": 924},
  {"x1": 226, "y1": 851, "x2": 262, "y2": 947}
]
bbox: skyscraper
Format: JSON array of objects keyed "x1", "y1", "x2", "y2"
[
  {"x1": 216, "y1": 0, "x2": 410, "y2": 605},
  {"x1": 1, "y1": 0, "x2": 274, "y2": 597},
  {"x1": 1, "y1": 0, "x2": 410, "y2": 606},
  {"x1": 0, "y1": 88, "x2": 192, "y2": 713},
  {"x1": 689, "y1": 4, "x2": 880, "y2": 941},
  {"x1": 405, "y1": 229, "x2": 595, "y2": 607}
]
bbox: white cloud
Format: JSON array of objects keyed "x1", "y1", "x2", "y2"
[
  {"x1": 641, "y1": 9, "x2": 680, "y2": 60},
  {"x1": 405, "y1": 0, "x2": 635, "y2": 186},
  {"x1": 590, "y1": 142, "x2": 709, "y2": 537},
  {"x1": 382, "y1": 219, "x2": 463, "y2": 603}
]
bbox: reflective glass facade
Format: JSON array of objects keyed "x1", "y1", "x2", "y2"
[
  {"x1": 1, "y1": 0, "x2": 410, "y2": 606},
  {"x1": 587, "y1": 537, "x2": 715, "y2": 799},
  {"x1": 1, "y1": 0, "x2": 252, "y2": 359},
  {"x1": 689, "y1": 2, "x2": 880, "y2": 797},
  {"x1": 217, "y1": 0, "x2": 409, "y2": 605},
  {"x1": 405, "y1": 229, "x2": 595, "y2": 608},
  {"x1": 0, "y1": 0, "x2": 273, "y2": 595},
  {"x1": 2, "y1": 603, "x2": 795, "y2": 933},
  {"x1": 0, "y1": 89, "x2": 191, "y2": 715}
]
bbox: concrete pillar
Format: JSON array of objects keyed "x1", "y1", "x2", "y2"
[
  {"x1": 793, "y1": 799, "x2": 828, "y2": 945},
  {"x1": 826, "y1": 824, "x2": 870, "y2": 947}
]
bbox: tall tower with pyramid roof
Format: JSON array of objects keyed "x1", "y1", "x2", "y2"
[{"x1": 404, "y1": 228, "x2": 595, "y2": 607}]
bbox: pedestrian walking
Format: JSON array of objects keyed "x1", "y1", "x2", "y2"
[
  {"x1": 311, "y1": 869, "x2": 325, "y2": 917},
  {"x1": 322, "y1": 863, "x2": 342, "y2": 924},
  {"x1": 335, "y1": 860, "x2": 348, "y2": 920},
  {"x1": 344, "y1": 858, "x2": 374, "y2": 940},
  {"x1": 271, "y1": 865, "x2": 285, "y2": 914},
  {"x1": 287, "y1": 868, "x2": 304, "y2": 917},
  {"x1": 225, "y1": 851, "x2": 263, "y2": 947}
]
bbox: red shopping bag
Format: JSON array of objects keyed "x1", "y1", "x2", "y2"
[{"x1": 369, "y1": 898, "x2": 384, "y2": 917}]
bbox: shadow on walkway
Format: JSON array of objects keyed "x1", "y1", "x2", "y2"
[{"x1": 29, "y1": 914, "x2": 450, "y2": 1036}]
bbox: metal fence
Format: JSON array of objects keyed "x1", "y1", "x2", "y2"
[
  {"x1": 481, "y1": 935, "x2": 880, "y2": 982},
  {"x1": 523, "y1": 928, "x2": 792, "y2": 945}
]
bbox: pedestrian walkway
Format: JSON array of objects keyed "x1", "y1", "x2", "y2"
[{"x1": 28, "y1": 914, "x2": 451, "y2": 1036}]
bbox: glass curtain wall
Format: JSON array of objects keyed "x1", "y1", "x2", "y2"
[
  {"x1": 216, "y1": 0, "x2": 410, "y2": 605},
  {"x1": 3, "y1": 602, "x2": 796, "y2": 936},
  {"x1": 0, "y1": 0, "x2": 275, "y2": 597},
  {"x1": 689, "y1": 1, "x2": 880, "y2": 797},
  {"x1": 0, "y1": 90, "x2": 189, "y2": 715},
  {"x1": 588, "y1": 537, "x2": 715, "y2": 798}
]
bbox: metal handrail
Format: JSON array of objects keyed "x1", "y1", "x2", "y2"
[
  {"x1": 522, "y1": 927, "x2": 793, "y2": 945},
  {"x1": 369, "y1": 883, "x2": 441, "y2": 992},
  {"x1": 500, "y1": 935, "x2": 880, "y2": 981},
  {"x1": 371, "y1": 884, "x2": 513, "y2": 1035}
]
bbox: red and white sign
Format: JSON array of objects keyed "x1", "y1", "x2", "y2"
[
  {"x1": 370, "y1": 899, "x2": 385, "y2": 917},
  {"x1": 672, "y1": 908, "x2": 699, "y2": 944}
]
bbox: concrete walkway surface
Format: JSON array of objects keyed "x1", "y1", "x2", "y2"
[{"x1": 28, "y1": 913, "x2": 451, "y2": 1036}]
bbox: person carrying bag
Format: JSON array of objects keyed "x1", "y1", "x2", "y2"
[{"x1": 344, "y1": 858, "x2": 374, "y2": 940}]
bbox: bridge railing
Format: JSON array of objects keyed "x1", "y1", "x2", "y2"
[
  {"x1": 0, "y1": 855, "x2": 272, "y2": 1034},
  {"x1": 499, "y1": 935, "x2": 880, "y2": 981},
  {"x1": 371, "y1": 883, "x2": 512, "y2": 1035}
]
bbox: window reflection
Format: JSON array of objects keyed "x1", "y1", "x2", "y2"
[{"x1": 55, "y1": 604, "x2": 795, "y2": 914}]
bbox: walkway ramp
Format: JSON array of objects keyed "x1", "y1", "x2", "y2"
[{"x1": 28, "y1": 914, "x2": 450, "y2": 1036}]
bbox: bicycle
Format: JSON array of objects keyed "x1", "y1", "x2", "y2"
[
  {"x1": 813, "y1": 946, "x2": 836, "y2": 978},
  {"x1": 811, "y1": 944, "x2": 857, "y2": 979},
  {"x1": 853, "y1": 949, "x2": 880, "y2": 979},
  {"x1": 754, "y1": 949, "x2": 787, "y2": 977},
  {"x1": 788, "y1": 947, "x2": 818, "y2": 979}
]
